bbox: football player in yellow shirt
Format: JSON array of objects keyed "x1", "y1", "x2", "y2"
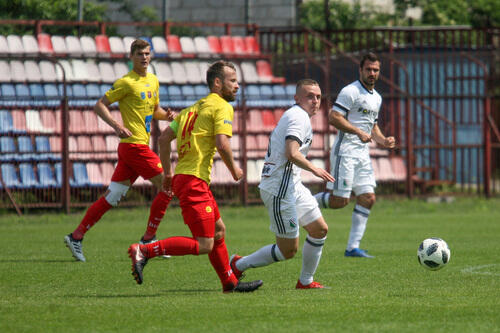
[
  {"x1": 128, "y1": 60, "x2": 263, "y2": 293},
  {"x1": 64, "y1": 39, "x2": 174, "y2": 262}
]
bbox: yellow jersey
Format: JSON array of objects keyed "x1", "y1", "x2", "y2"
[
  {"x1": 170, "y1": 93, "x2": 234, "y2": 184},
  {"x1": 105, "y1": 70, "x2": 159, "y2": 145}
]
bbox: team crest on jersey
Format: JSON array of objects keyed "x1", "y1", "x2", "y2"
[
  {"x1": 140, "y1": 92, "x2": 146, "y2": 99},
  {"x1": 147, "y1": 91, "x2": 152, "y2": 98},
  {"x1": 205, "y1": 206, "x2": 212, "y2": 213},
  {"x1": 289, "y1": 219, "x2": 297, "y2": 228}
]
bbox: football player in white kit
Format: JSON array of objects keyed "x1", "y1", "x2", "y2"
[
  {"x1": 229, "y1": 79, "x2": 335, "y2": 289},
  {"x1": 314, "y1": 53, "x2": 395, "y2": 258}
]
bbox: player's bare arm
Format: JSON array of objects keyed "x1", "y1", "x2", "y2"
[
  {"x1": 328, "y1": 110, "x2": 371, "y2": 143},
  {"x1": 371, "y1": 123, "x2": 395, "y2": 148},
  {"x1": 153, "y1": 104, "x2": 175, "y2": 121},
  {"x1": 285, "y1": 139, "x2": 334, "y2": 182},
  {"x1": 216, "y1": 134, "x2": 243, "y2": 181},
  {"x1": 94, "y1": 95, "x2": 132, "y2": 138},
  {"x1": 158, "y1": 126, "x2": 176, "y2": 194}
]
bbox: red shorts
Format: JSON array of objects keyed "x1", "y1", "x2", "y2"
[
  {"x1": 111, "y1": 143, "x2": 163, "y2": 183},
  {"x1": 172, "y1": 174, "x2": 221, "y2": 238}
]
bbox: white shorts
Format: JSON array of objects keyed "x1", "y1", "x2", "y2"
[
  {"x1": 260, "y1": 183, "x2": 322, "y2": 239},
  {"x1": 326, "y1": 154, "x2": 376, "y2": 198}
]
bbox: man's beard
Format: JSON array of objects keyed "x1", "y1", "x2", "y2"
[{"x1": 222, "y1": 87, "x2": 236, "y2": 102}]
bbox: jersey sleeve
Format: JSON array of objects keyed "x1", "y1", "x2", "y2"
[
  {"x1": 333, "y1": 85, "x2": 355, "y2": 116},
  {"x1": 213, "y1": 103, "x2": 233, "y2": 137},
  {"x1": 284, "y1": 111, "x2": 307, "y2": 145},
  {"x1": 105, "y1": 78, "x2": 129, "y2": 104}
]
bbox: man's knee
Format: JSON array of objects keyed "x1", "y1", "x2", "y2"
[
  {"x1": 357, "y1": 193, "x2": 376, "y2": 208},
  {"x1": 329, "y1": 195, "x2": 350, "y2": 209},
  {"x1": 214, "y1": 218, "x2": 226, "y2": 240},
  {"x1": 197, "y1": 237, "x2": 214, "y2": 254}
]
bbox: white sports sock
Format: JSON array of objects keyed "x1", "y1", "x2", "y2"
[
  {"x1": 299, "y1": 235, "x2": 326, "y2": 285},
  {"x1": 313, "y1": 192, "x2": 330, "y2": 209},
  {"x1": 236, "y1": 244, "x2": 285, "y2": 272},
  {"x1": 347, "y1": 204, "x2": 370, "y2": 251}
]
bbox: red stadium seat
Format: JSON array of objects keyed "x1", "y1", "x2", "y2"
[
  {"x1": 82, "y1": 110, "x2": 99, "y2": 133},
  {"x1": 261, "y1": 109, "x2": 277, "y2": 131},
  {"x1": 69, "y1": 110, "x2": 86, "y2": 134},
  {"x1": 206, "y1": 36, "x2": 222, "y2": 54},
  {"x1": 231, "y1": 36, "x2": 247, "y2": 55},
  {"x1": 166, "y1": 35, "x2": 182, "y2": 56},
  {"x1": 244, "y1": 36, "x2": 261, "y2": 54},
  {"x1": 219, "y1": 36, "x2": 234, "y2": 54},
  {"x1": 95, "y1": 35, "x2": 111, "y2": 55},
  {"x1": 11, "y1": 109, "x2": 27, "y2": 132},
  {"x1": 256, "y1": 60, "x2": 285, "y2": 83}
]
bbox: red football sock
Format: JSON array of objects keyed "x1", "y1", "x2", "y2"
[
  {"x1": 143, "y1": 191, "x2": 172, "y2": 240},
  {"x1": 208, "y1": 237, "x2": 238, "y2": 288},
  {"x1": 140, "y1": 236, "x2": 199, "y2": 258},
  {"x1": 72, "y1": 196, "x2": 112, "y2": 240}
]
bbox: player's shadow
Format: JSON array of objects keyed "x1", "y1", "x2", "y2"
[
  {"x1": 0, "y1": 259, "x2": 76, "y2": 263},
  {"x1": 66, "y1": 289, "x2": 216, "y2": 298}
]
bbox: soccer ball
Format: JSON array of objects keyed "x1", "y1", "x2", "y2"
[{"x1": 417, "y1": 238, "x2": 451, "y2": 271}]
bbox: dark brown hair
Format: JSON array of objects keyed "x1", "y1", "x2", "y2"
[
  {"x1": 206, "y1": 60, "x2": 236, "y2": 89},
  {"x1": 360, "y1": 52, "x2": 380, "y2": 68},
  {"x1": 130, "y1": 39, "x2": 150, "y2": 56}
]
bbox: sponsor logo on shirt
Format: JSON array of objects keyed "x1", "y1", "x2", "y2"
[
  {"x1": 140, "y1": 92, "x2": 146, "y2": 99},
  {"x1": 224, "y1": 120, "x2": 232, "y2": 125},
  {"x1": 205, "y1": 206, "x2": 212, "y2": 213},
  {"x1": 148, "y1": 91, "x2": 152, "y2": 98}
]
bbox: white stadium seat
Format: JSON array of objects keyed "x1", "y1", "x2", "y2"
[
  {"x1": 22, "y1": 35, "x2": 39, "y2": 54},
  {"x1": 170, "y1": 61, "x2": 188, "y2": 84},
  {"x1": 184, "y1": 61, "x2": 202, "y2": 84},
  {"x1": 80, "y1": 36, "x2": 97, "y2": 57},
  {"x1": 51, "y1": 36, "x2": 68, "y2": 54},
  {"x1": 72, "y1": 59, "x2": 89, "y2": 82},
  {"x1": 151, "y1": 36, "x2": 168, "y2": 56},
  {"x1": 151, "y1": 61, "x2": 173, "y2": 84},
  {"x1": 0, "y1": 60, "x2": 12, "y2": 81},
  {"x1": 24, "y1": 60, "x2": 42, "y2": 82},
  {"x1": 98, "y1": 62, "x2": 116, "y2": 83},
  {"x1": 10, "y1": 60, "x2": 27, "y2": 82},
  {"x1": 109, "y1": 36, "x2": 126, "y2": 55},
  {"x1": 0, "y1": 35, "x2": 9, "y2": 54},
  {"x1": 179, "y1": 36, "x2": 196, "y2": 54},
  {"x1": 39, "y1": 61, "x2": 58, "y2": 82},
  {"x1": 65, "y1": 36, "x2": 83, "y2": 56},
  {"x1": 113, "y1": 61, "x2": 129, "y2": 78},
  {"x1": 56, "y1": 60, "x2": 75, "y2": 82},
  {"x1": 86, "y1": 59, "x2": 101, "y2": 83},
  {"x1": 7, "y1": 35, "x2": 24, "y2": 54}
]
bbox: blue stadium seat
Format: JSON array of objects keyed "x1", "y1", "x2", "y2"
[
  {"x1": 72, "y1": 162, "x2": 89, "y2": 187},
  {"x1": 15, "y1": 83, "x2": 31, "y2": 106},
  {"x1": 0, "y1": 136, "x2": 16, "y2": 161},
  {"x1": 1, "y1": 164, "x2": 22, "y2": 188},
  {"x1": 19, "y1": 163, "x2": 40, "y2": 188},
  {"x1": 100, "y1": 84, "x2": 112, "y2": 96},
  {"x1": 245, "y1": 85, "x2": 262, "y2": 107},
  {"x1": 86, "y1": 83, "x2": 101, "y2": 99},
  {"x1": 285, "y1": 84, "x2": 295, "y2": 99},
  {"x1": 35, "y1": 136, "x2": 57, "y2": 161},
  {"x1": 159, "y1": 85, "x2": 168, "y2": 100},
  {"x1": 71, "y1": 83, "x2": 87, "y2": 107},
  {"x1": 58, "y1": 84, "x2": 73, "y2": 98},
  {"x1": 54, "y1": 162, "x2": 62, "y2": 186},
  {"x1": 17, "y1": 136, "x2": 36, "y2": 161},
  {"x1": 181, "y1": 85, "x2": 196, "y2": 100},
  {"x1": 167, "y1": 85, "x2": 182, "y2": 100},
  {"x1": 272, "y1": 84, "x2": 291, "y2": 106},
  {"x1": 37, "y1": 162, "x2": 58, "y2": 188},
  {"x1": 43, "y1": 83, "x2": 59, "y2": 107},
  {"x1": 29, "y1": 83, "x2": 45, "y2": 106},
  {"x1": 194, "y1": 84, "x2": 209, "y2": 99},
  {"x1": 0, "y1": 109, "x2": 15, "y2": 133},
  {"x1": 259, "y1": 85, "x2": 275, "y2": 107},
  {"x1": 1, "y1": 83, "x2": 16, "y2": 106}
]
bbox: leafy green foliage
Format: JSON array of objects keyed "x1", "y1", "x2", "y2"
[{"x1": 301, "y1": 0, "x2": 500, "y2": 30}]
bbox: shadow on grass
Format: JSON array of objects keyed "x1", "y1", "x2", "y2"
[
  {"x1": 0, "y1": 259, "x2": 80, "y2": 263},
  {"x1": 64, "y1": 289, "x2": 217, "y2": 298}
]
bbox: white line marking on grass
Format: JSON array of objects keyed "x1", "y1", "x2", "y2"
[{"x1": 461, "y1": 264, "x2": 500, "y2": 276}]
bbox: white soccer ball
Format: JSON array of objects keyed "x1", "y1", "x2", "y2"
[{"x1": 417, "y1": 238, "x2": 451, "y2": 271}]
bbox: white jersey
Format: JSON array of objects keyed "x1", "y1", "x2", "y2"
[
  {"x1": 259, "y1": 104, "x2": 313, "y2": 198},
  {"x1": 332, "y1": 80, "x2": 382, "y2": 158}
]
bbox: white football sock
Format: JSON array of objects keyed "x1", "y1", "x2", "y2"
[
  {"x1": 313, "y1": 192, "x2": 330, "y2": 209},
  {"x1": 347, "y1": 204, "x2": 370, "y2": 251},
  {"x1": 299, "y1": 235, "x2": 326, "y2": 285},
  {"x1": 236, "y1": 244, "x2": 285, "y2": 272}
]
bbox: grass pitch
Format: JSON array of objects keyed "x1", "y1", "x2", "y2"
[{"x1": 0, "y1": 197, "x2": 499, "y2": 332}]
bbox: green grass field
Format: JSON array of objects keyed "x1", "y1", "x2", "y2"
[{"x1": 1, "y1": 197, "x2": 499, "y2": 332}]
